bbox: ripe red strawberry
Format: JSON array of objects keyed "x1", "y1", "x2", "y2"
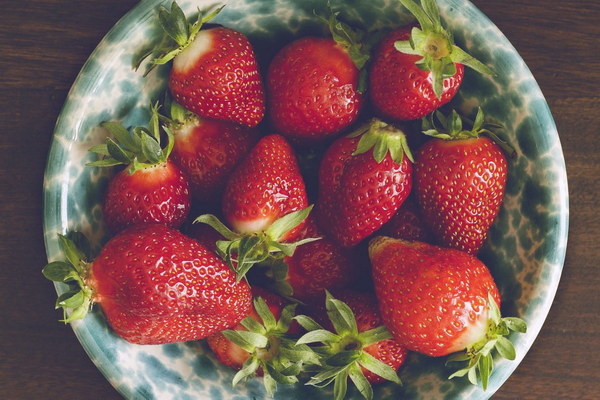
[
  {"x1": 379, "y1": 194, "x2": 432, "y2": 242},
  {"x1": 195, "y1": 134, "x2": 316, "y2": 280},
  {"x1": 295, "y1": 291, "x2": 407, "y2": 399},
  {"x1": 42, "y1": 224, "x2": 252, "y2": 345},
  {"x1": 317, "y1": 118, "x2": 413, "y2": 247},
  {"x1": 165, "y1": 101, "x2": 260, "y2": 204},
  {"x1": 223, "y1": 134, "x2": 308, "y2": 238},
  {"x1": 369, "y1": 236, "x2": 526, "y2": 389},
  {"x1": 278, "y1": 215, "x2": 361, "y2": 301},
  {"x1": 266, "y1": 8, "x2": 369, "y2": 143},
  {"x1": 207, "y1": 287, "x2": 317, "y2": 396},
  {"x1": 140, "y1": 3, "x2": 265, "y2": 127},
  {"x1": 369, "y1": 0, "x2": 493, "y2": 121},
  {"x1": 414, "y1": 108, "x2": 511, "y2": 254},
  {"x1": 87, "y1": 106, "x2": 190, "y2": 233}
]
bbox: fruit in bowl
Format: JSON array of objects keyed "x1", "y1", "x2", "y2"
[{"x1": 42, "y1": 0, "x2": 568, "y2": 399}]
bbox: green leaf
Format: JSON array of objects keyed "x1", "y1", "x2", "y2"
[
  {"x1": 85, "y1": 158, "x2": 124, "y2": 168},
  {"x1": 279, "y1": 343, "x2": 321, "y2": 366},
  {"x1": 158, "y1": 2, "x2": 189, "y2": 46},
  {"x1": 297, "y1": 329, "x2": 340, "y2": 345},
  {"x1": 65, "y1": 301, "x2": 91, "y2": 322},
  {"x1": 56, "y1": 289, "x2": 85, "y2": 310},
  {"x1": 479, "y1": 353, "x2": 493, "y2": 390},
  {"x1": 333, "y1": 368, "x2": 349, "y2": 400},
  {"x1": 473, "y1": 107, "x2": 485, "y2": 131},
  {"x1": 265, "y1": 205, "x2": 313, "y2": 241},
  {"x1": 503, "y1": 317, "x2": 527, "y2": 333},
  {"x1": 327, "y1": 350, "x2": 361, "y2": 366},
  {"x1": 359, "y1": 352, "x2": 401, "y2": 384},
  {"x1": 348, "y1": 363, "x2": 373, "y2": 400},
  {"x1": 140, "y1": 132, "x2": 163, "y2": 164},
  {"x1": 233, "y1": 330, "x2": 269, "y2": 349},
  {"x1": 57, "y1": 234, "x2": 85, "y2": 274},
  {"x1": 102, "y1": 121, "x2": 138, "y2": 152},
  {"x1": 467, "y1": 364, "x2": 478, "y2": 385},
  {"x1": 307, "y1": 365, "x2": 348, "y2": 387},
  {"x1": 264, "y1": 363, "x2": 298, "y2": 386},
  {"x1": 87, "y1": 144, "x2": 110, "y2": 156},
  {"x1": 449, "y1": 45, "x2": 495, "y2": 76},
  {"x1": 106, "y1": 137, "x2": 133, "y2": 165},
  {"x1": 446, "y1": 351, "x2": 471, "y2": 364},
  {"x1": 421, "y1": 0, "x2": 441, "y2": 27},
  {"x1": 276, "y1": 304, "x2": 297, "y2": 333},
  {"x1": 240, "y1": 315, "x2": 266, "y2": 335},
  {"x1": 193, "y1": 214, "x2": 240, "y2": 241},
  {"x1": 394, "y1": 40, "x2": 420, "y2": 55},
  {"x1": 326, "y1": 294, "x2": 358, "y2": 335},
  {"x1": 262, "y1": 370, "x2": 278, "y2": 397},
  {"x1": 294, "y1": 315, "x2": 324, "y2": 332},
  {"x1": 232, "y1": 356, "x2": 260, "y2": 387},
  {"x1": 42, "y1": 261, "x2": 76, "y2": 282},
  {"x1": 487, "y1": 294, "x2": 501, "y2": 326},
  {"x1": 398, "y1": 0, "x2": 434, "y2": 31},
  {"x1": 221, "y1": 330, "x2": 256, "y2": 353},
  {"x1": 253, "y1": 296, "x2": 277, "y2": 331},
  {"x1": 359, "y1": 325, "x2": 392, "y2": 347},
  {"x1": 495, "y1": 336, "x2": 516, "y2": 360},
  {"x1": 353, "y1": 130, "x2": 379, "y2": 156}
]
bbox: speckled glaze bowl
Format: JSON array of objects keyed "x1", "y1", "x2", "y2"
[{"x1": 43, "y1": 0, "x2": 568, "y2": 399}]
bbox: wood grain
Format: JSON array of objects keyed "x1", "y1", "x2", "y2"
[{"x1": 1, "y1": 0, "x2": 598, "y2": 399}]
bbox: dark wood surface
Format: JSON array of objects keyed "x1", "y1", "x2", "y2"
[{"x1": 1, "y1": 0, "x2": 598, "y2": 399}]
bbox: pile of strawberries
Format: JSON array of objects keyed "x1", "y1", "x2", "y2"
[{"x1": 44, "y1": 0, "x2": 527, "y2": 399}]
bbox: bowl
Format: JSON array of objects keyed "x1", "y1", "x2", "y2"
[{"x1": 43, "y1": 0, "x2": 569, "y2": 399}]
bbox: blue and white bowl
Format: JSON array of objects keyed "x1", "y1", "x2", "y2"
[{"x1": 43, "y1": 0, "x2": 569, "y2": 399}]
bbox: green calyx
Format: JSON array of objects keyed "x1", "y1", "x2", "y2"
[
  {"x1": 87, "y1": 103, "x2": 175, "y2": 174},
  {"x1": 315, "y1": 3, "x2": 371, "y2": 93},
  {"x1": 134, "y1": 1, "x2": 224, "y2": 74},
  {"x1": 294, "y1": 292, "x2": 402, "y2": 400},
  {"x1": 395, "y1": 0, "x2": 495, "y2": 98},
  {"x1": 194, "y1": 205, "x2": 319, "y2": 283},
  {"x1": 348, "y1": 118, "x2": 414, "y2": 164},
  {"x1": 42, "y1": 233, "x2": 95, "y2": 323},
  {"x1": 447, "y1": 293, "x2": 527, "y2": 390},
  {"x1": 223, "y1": 296, "x2": 320, "y2": 396},
  {"x1": 422, "y1": 107, "x2": 516, "y2": 157}
]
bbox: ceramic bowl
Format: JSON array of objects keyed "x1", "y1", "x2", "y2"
[{"x1": 43, "y1": 0, "x2": 569, "y2": 399}]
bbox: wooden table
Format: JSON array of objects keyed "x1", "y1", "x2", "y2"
[{"x1": 1, "y1": 0, "x2": 598, "y2": 399}]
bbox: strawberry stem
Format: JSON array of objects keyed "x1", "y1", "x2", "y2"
[
  {"x1": 446, "y1": 294, "x2": 527, "y2": 390},
  {"x1": 194, "y1": 206, "x2": 319, "y2": 283},
  {"x1": 223, "y1": 296, "x2": 319, "y2": 396},
  {"x1": 349, "y1": 118, "x2": 414, "y2": 164},
  {"x1": 395, "y1": 0, "x2": 494, "y2": 98},
  {"x1": 294, "y1": 292, "x2": 402, "y2": 400},
  {"x1": 42, "y1": 233, "x2": 95, "y2": 323},
  {"x1": 421, "y1": 107, "x2": 516, "y2": 158}
]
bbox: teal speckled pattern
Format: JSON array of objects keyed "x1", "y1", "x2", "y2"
[{"x1": 43, "y1": 0, "x2": 568, "y2": 399}]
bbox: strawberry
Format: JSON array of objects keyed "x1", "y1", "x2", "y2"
[
  {"x1": 195, "y1": 134, "x2": 316, "y2": 280},
  {"x1": 414, "y1": 108, "x2": 512, "y2": 254},
  {"x1": 379, "y1": 194, "x2": 433, "y2": 242},
  {"x1": 207, "y1": 287, "x2": 318, "y2": 396},
  {"x1": 272, "y1": 215, "x2": 361, "y2": 301},
  {"x1": 42, "y1": 224, "x2": 252, "y2": 345},
  {"x1": 87, "y1": 105, "x2": 190, "y2": 233},
  {"x1": 368, "y1": 236, "x2": 526, "y2": 389},
  {"x1": 316, "y1": 118, "x2": 413, "y2": 247},
  {"x1": 164, "y1": 101, "x2": 260, "y2": 204},
  {"x1": 369, "y1": 0, "x2": 493, "y2": 121},
  {"x1": 139, "y1": 2, "x2": 265, "y2": 127},
  {"x1": 295, "y1": 291, "x2": 407, "y2": 400},
  {"x1": 266, "y1": 8, "x2": 369, "y2": 143}
]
